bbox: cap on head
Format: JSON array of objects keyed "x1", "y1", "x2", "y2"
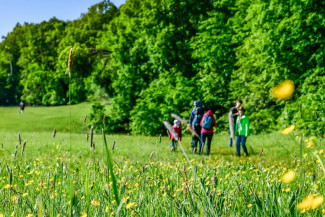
[{"x1": 174, "y1": 120, "x2": 181, "y2": 126}]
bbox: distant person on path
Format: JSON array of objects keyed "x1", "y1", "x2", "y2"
[
  {"x1": 189, "y1": 100, "x2": 204, "y2": 153},
  {"x1": 199, "y1": 110, "x2": 217, "y2": 155},
  {"x1": 19, "y1": 101, "x2": 25, "y2": 114},
  {"x1": 235, "y1": 107, "x2": 250, "y2": 156},
  {"x1": 228, "y1": 99, "x2": 242, "y2": 147},
  {"x1": 169, "y1": 120, "x2": 182, "y2": 151}
]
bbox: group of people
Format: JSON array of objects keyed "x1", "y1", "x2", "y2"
[{"x1": 169, "y1": 99, "x2": 250, "y2": 156}]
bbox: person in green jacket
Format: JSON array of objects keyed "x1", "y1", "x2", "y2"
[{"x1": 235, "y1": 107, "x2": 250, "y2": 156}]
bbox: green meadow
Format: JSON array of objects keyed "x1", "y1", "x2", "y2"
[{"x1": 0, "y1": 104, "x2": 324, "y2": 216}]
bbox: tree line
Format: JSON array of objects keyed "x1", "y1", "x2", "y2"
[{"x1": 0, "y1": 0, "x2": 324, "y2": 135}]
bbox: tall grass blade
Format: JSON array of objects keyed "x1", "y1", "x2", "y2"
[{"x1": 102, "y1": 128, "x2": 120, "y2": 206}]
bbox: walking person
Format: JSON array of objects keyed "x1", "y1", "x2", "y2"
[
  {"x1": 228, "y1": 99, "x2": 242, "y2": 147},
  {"x1": 199, "y1": 110, "x2": 217, "y2": 155},
  {"x1": 235, "y1": 107, "x2": 250, "y2": 156},
  {"x1": 188, "y1": 100, "x2": 204, "y2": 153},
  {"x1": 19, "y1": 101, "x2": 25, "y2": 114},
  {"x1": 169, "y1": 120, "x2": 182, "y2": 151}
]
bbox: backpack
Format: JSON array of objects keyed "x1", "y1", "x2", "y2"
[
  {"x1": 202, "y1": 115, "x2": 213, "y2": 130},
  {"x1": 192, "y1": 106, "x2": 204, "y2": 128}
]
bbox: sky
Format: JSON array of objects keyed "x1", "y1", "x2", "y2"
[{"x1": 0, "y1": 0, "x2": 125, "y2": 40}]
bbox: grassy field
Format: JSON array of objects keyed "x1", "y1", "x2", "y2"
[{"x1": 0, "y1": 104, "x2": 324, "y2": 216}]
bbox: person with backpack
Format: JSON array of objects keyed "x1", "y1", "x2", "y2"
[
  {"x1": 235, "y1": 107, "x2": 250, "y2": 156},
  {"x1": 228, "y1": 99, "x2": 242, "y2": 147},
  {"x1": 188, "y1": 100, "x2": 204, "y2": 153},
  {"x1": 169, "y1": 120, "x2": 182, "y2": 151},
  {"x1": 199, "y1": 110, "x2": 217, "y2": 155}
]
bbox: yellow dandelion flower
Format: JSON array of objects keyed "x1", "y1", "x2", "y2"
[
  {"x1": 26, "y1": 214, "x2": 33, "y2": 217},
  {"x1": 23, "y1": 193, "x2": 28, "y2": 197},
  {"x1": 0, "y1": 213, "x2": 3, "y2": 217},
  {"x1": 283, "y1": 188, "x2": 290, "y2": 192},
  {"x1": 126, "y1": 202, "x2": 137, "y2": 209},
  {"x1": 122, "y1": 196, "x2": 130, "y2": 203},
  {"x1": 280, "y1": 170, "x2": 295, "y2": 184},
  {"x1": 247, "y1": 204, "x2": 252, "y2": 208},
  {"x1": 4, "y1": 184, "x2": 11, "y2": 189},
  {"x1": 319, "y1": 149, "x2": 323, "y2": 154},
  {"x1": 91, "y1": 200, "x2": 100, "y2": 206},
  {"x1": 272, "y1": 80, "x2": 295, "y2": 100},
  {"x1": 306, "y1": 142, "x2": 313, "y2": 149},
  {"x1": 11, "y1": 212, "x2": 15, "y2": 217},
  {"x1": 311, "y1": 195, "x2": 323, "y2": 209},
  {"x1": 297, "y1": 194, "x2": 324, "y2": 210},
  {"x1": 281, "y1": 125, "x2": 295, "y2": 135},
  {"x1": 303, "y1": 153, "x2": 308, "y2": 158},
  {"x1": 80, "y1": 212, "x2": 87, "y2": 217}
]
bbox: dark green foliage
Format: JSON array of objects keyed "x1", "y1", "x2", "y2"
[
  {"x1": 0, "y1": 0, "x2": 324, "y2": 135},
  {"x1": 88, "y1": 101, "x2": 106, "y2": 131}
]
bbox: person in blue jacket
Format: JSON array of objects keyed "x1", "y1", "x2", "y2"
[{"x1": 189, "y1": 100, "x2": 204, "y2": 153}]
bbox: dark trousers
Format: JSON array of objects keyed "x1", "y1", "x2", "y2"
[
  {"x1": 171, "y1": 139, "x2": 177, "y2": 148},
  {"x1": 191, "y1": 126, "x2": 201, "y2": 149},
  {"x1": 236, "y1": 135, "x2": 248, "y2": 156},
  {"x1": 199, "y1": 133, "x2": 213, "y2": 155}
]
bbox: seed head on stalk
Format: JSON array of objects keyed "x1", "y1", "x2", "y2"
[
  {"x1": 182, "y1": 166, "x2": 188, "y2": 199},
  {"x1": 14, "y1": 143, "x2": 18, "y2": 158},
  {"x1": 103, "y1": 115, "x2": 106, "y2": 125},
  {"x1": 68, "y1": 48, "x2": 73, "y2": 77},
  {"x1": 171, "y1": 113, "x2": 202, "y2": 142},
  {"x1": 18, "y1": 133, "x2": 21, "y2": 145},
  {"x1": 52, "y1": 128, "x2": 56, "y2": 138},
  {"x1": 90, "y1": 125, "x2": 94, "y2": 149},
  {"x1": 163, "y1": 121, "x2": 178, "y2": 141},
  {"x1": 171, "y1": 113, "x2": 187, "y2": 125},
  {"x1": 21, "y1": 140, "x2": 27, "y2": 156}
]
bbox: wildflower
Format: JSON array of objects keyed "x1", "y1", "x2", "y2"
[
  {"x1": 297, "y1": 194, "x2": 323, "y2": 210},
  {"x1": 122, "y1": 196, "x2": 130, "y2": 203},
  {"x1": 4, "y1": 184, "x2": 11, "y2": 189},
  {"x1": 247, "y1": 204, "x2": 253, "y2": 208},
  {"x1": 282, "y1": 188, "x2": 290, "y2": 192},
  {"x1": 272, "y1": 80, "x2": 295, "y2": 100},
  {"x1": 126, "y1": 202, "x2": 137, "y2": 209},
  {"x1": 23, "y1": 193, "x2": 28, "y2": 197},
  {"x1": 281, "y1": 125, "x2": 295, "y2": 135},
  {"x1": 280, "y1": 170, "x2": 295, "y2": 184},
  {"x1": 80, "y1": 212, "x2": 87, "y2": 217},
  {"x1": 0, "y1": 213, "x2": 3, "y2": 217},
  {"x1": 91, "y1": 200, "x2": 100, "y2": 206},
  {"x1": 319, "y1": 149, "x2": 323, "y2": 154},
  {"x1": 26, "y1": 214, "x2": 33, "y2": 217},
  {"x1": 306, "y1": 142, "x2": 313, "y2": 149},
  {"x1": 303, "y1": 153, "x2": 308, "y2": 158}
]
